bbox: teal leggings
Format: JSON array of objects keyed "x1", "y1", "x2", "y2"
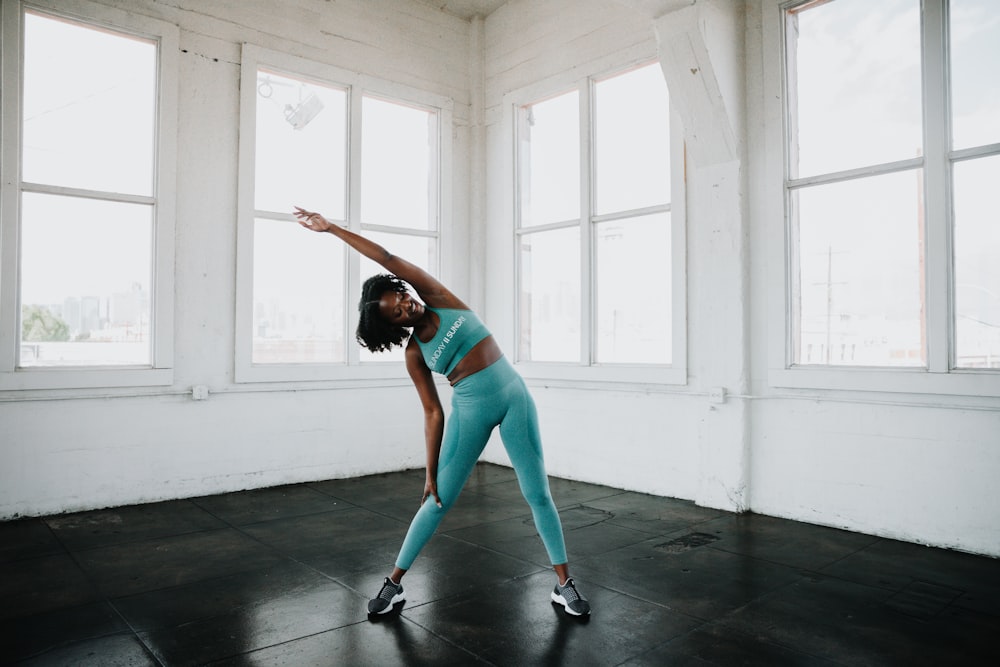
[{"x1": 394, "y1": 356, "x2": 567, "y2": 570}]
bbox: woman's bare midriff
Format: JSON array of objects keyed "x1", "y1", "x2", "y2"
[{"x1": 446, "y1": 336, "x2": 504, "y2": 386}]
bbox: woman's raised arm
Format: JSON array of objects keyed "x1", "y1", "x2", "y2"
[{"x1": 293, "y1": 207, "x2": 463, "y2": 308}]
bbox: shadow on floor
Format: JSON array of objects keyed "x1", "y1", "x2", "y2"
[{"x1": 2, "y1": 463, "x2": 998, "y2": 665}]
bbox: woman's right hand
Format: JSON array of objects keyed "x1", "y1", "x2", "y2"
[{"x1": 293, "y1": 206, "x2": 336, "y2": 233}]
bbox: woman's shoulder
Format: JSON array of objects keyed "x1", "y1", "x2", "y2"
[
  {"x1": 421, "y1": 290, "x2": 470, "y2": 312},
  {"x1": 426, "y1": 304, "x2": 473, "y2": 316}
]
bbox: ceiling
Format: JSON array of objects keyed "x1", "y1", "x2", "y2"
[
  {"x1": 408, "y1": 0, "x2": 692, "y2": 22},
  {"x1": 409, "y1": 0, "x2": 511, "y2": 21}
]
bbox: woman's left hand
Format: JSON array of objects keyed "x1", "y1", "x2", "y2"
[{"x1": 422, "y1": 477, "x2": 442, "y2": 508}]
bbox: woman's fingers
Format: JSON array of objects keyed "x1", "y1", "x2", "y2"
[
  {"x1": 293, "y1": 206, "x2": 317, "y2": 221},
  {"x1": 292, "y1": 207, "x2": 329, "y2": 231}
]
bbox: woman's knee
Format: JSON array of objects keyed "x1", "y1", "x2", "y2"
[
  {"x1": 521, "y1": 486, "x2": 555, "y2": 510},
  {"x1": 425, "y1": 491, "x2": 458, "y2": 514}
]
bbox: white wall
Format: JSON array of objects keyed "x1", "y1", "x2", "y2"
[
  {"x1": 0, "y1": 0, "x2": 474, "y2": 518},
  {"x1": 749, "y1": 399, "x2": 1000, "y2": 555}
]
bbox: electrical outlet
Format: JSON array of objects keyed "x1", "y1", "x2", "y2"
[
  {"x1": 708, "y1": 387, "x2": 726, "y2": 404},
  {"x1": 192, "y1": 385, "x2": 209, "y2": 401}
]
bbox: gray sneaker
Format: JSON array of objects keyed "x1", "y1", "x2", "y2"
[
  {"x1": 368, "y1": 577, "x2": 405, "y2": 615},
  {"x1": 551, "y1": 578, "x2": 591, "y2": 616}
]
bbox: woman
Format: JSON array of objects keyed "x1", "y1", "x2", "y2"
[{"x1": 293, "y1": 207, "x2": 591, "y2": 617}]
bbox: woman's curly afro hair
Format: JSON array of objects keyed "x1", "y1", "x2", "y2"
[{"x1": 356, "y1": 273, "x2": 413, "y2": 352}]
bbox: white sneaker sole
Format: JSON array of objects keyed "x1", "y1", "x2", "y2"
[{"x1": 551, "y1": 591, "x2": 586, "y2": 616}]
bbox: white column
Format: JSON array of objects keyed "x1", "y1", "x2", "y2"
[{"x1": 654, "y1": 0, "x2": 751, "y2": 512}]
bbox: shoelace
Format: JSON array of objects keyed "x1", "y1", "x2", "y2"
[
  {"x1": 560, "y1": 579, "x2": 581, "y2": 603},
  {"x1": 378, "y1": 580, "x2": 399, "y2": 601}
]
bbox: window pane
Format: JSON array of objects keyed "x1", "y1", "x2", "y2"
[
  {"x1": 252, "y1": 219, "x2": 345, "y2": 364},
  {"x1": 954, "y1": 155, "x2": 1000, "y2": 369},
  {"x1": 518, "y1": 91, "x2": 580, "y2": 227},
  {"x1": 595, "y1": 213, "x2": 671, "y2": 364},
  {"x1": 950, "y1": 0, "x2": 1000, "y2": 150},
  {"x1": 792, "y1": 171, "x2": 924, "y2": 367},
  {"x1": 786, "y1": 0, "x2": 922, "y2": 178},
  {"x1": 255, "y1": 69, "x2": 346, "y2": 217},
  {"x1": 594, "y1": 64, "x2": 670, "y2": 214},
  {"x1": 362, "y1": 97, "x2": 436, "y2": 230},
  {"x1": 23, "y1": 11, "x2": 156, "y2": 195},
  {"x1": 359, "y1": 232, "x2": 436, "y2": 364},
  {"x1": 518, "y1": 228, "x2": 580, "y2": 362},
  {"x1": 20, "y1": 193, "x2": 152, "y2": 367}
]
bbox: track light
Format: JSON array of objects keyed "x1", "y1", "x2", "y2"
[{"x1": 283, "y1": 92, "x2": 324, "y2": 130}]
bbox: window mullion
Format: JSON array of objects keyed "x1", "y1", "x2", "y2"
[
  {"x1": 923, "y1": 0, "x2": 951, "y2": 373},
  {"x1": 581, "y1": 78, "x2": 593, "y2": 367},
  {"x1": 0, "y1": 0, "x2": 22, "y2": 373},
  {"x1": 347, "y1": 87, "x2": 364, "y2": 366},
  {"x1": 781, "y1": 3, "x2": 800, "y2": 368}
]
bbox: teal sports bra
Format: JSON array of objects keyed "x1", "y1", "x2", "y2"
[{"x1": 414, "y1": 307, "x2": 491, "y2": 376}]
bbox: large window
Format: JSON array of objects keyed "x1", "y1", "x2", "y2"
[
  {"x1": 783, "y1": 0, "x2": 999, "y2": 379},
  {"x1": 513, "y1": 61, "x2": 684, "y2": 382},
  {"x1": 236, "y1": 46, "x2": 447, "y2": 382},
  {"x1": 0, "y1": 1, "x2": 178, "y2": 389},
  {"x1": 250, "y1": 69, "x2": 348, "y2": 366},
  {"x1": 950, "y1": 0, "x2": 1000, "y2": 370}
]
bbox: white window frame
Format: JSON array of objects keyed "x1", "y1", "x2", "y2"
[
  {"x1": 764, "y1": 0, "x2": 1000, "y2": 397},
  {"x1": 503, "y1": 53, "x2": 687, "y2": 387},
  {"x1": 0, "y1": 0, "x2": 177, "y2": 390},
  {"x1": 235, "y1": 44, "x2": 453, "y2": 384}
]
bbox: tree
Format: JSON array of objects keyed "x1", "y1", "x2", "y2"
[{"x1": 21, "y1": 305, "x2": 70, "y2": 342}]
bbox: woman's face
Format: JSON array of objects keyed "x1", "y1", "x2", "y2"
[{"x1": 378, "y1": 290, "x2": 424, "y2": 327}]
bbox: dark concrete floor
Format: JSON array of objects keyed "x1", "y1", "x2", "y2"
[{"x1": 2, "y1": 463, "x2": 999, "y2": 666}]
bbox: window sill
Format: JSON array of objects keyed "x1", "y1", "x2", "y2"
[
  {"x1": 0, "y1": 367, "x2": 173, "y2": 391},
  {"x1": 768, "y1": 366, "x2": 1000, "y2": 398},
  {"x1": 234, "y1": 361, "x2": 410, "y2": 384},
  {"x1": 515, "y1": 362, "x2": 687, "y2": 390}
]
